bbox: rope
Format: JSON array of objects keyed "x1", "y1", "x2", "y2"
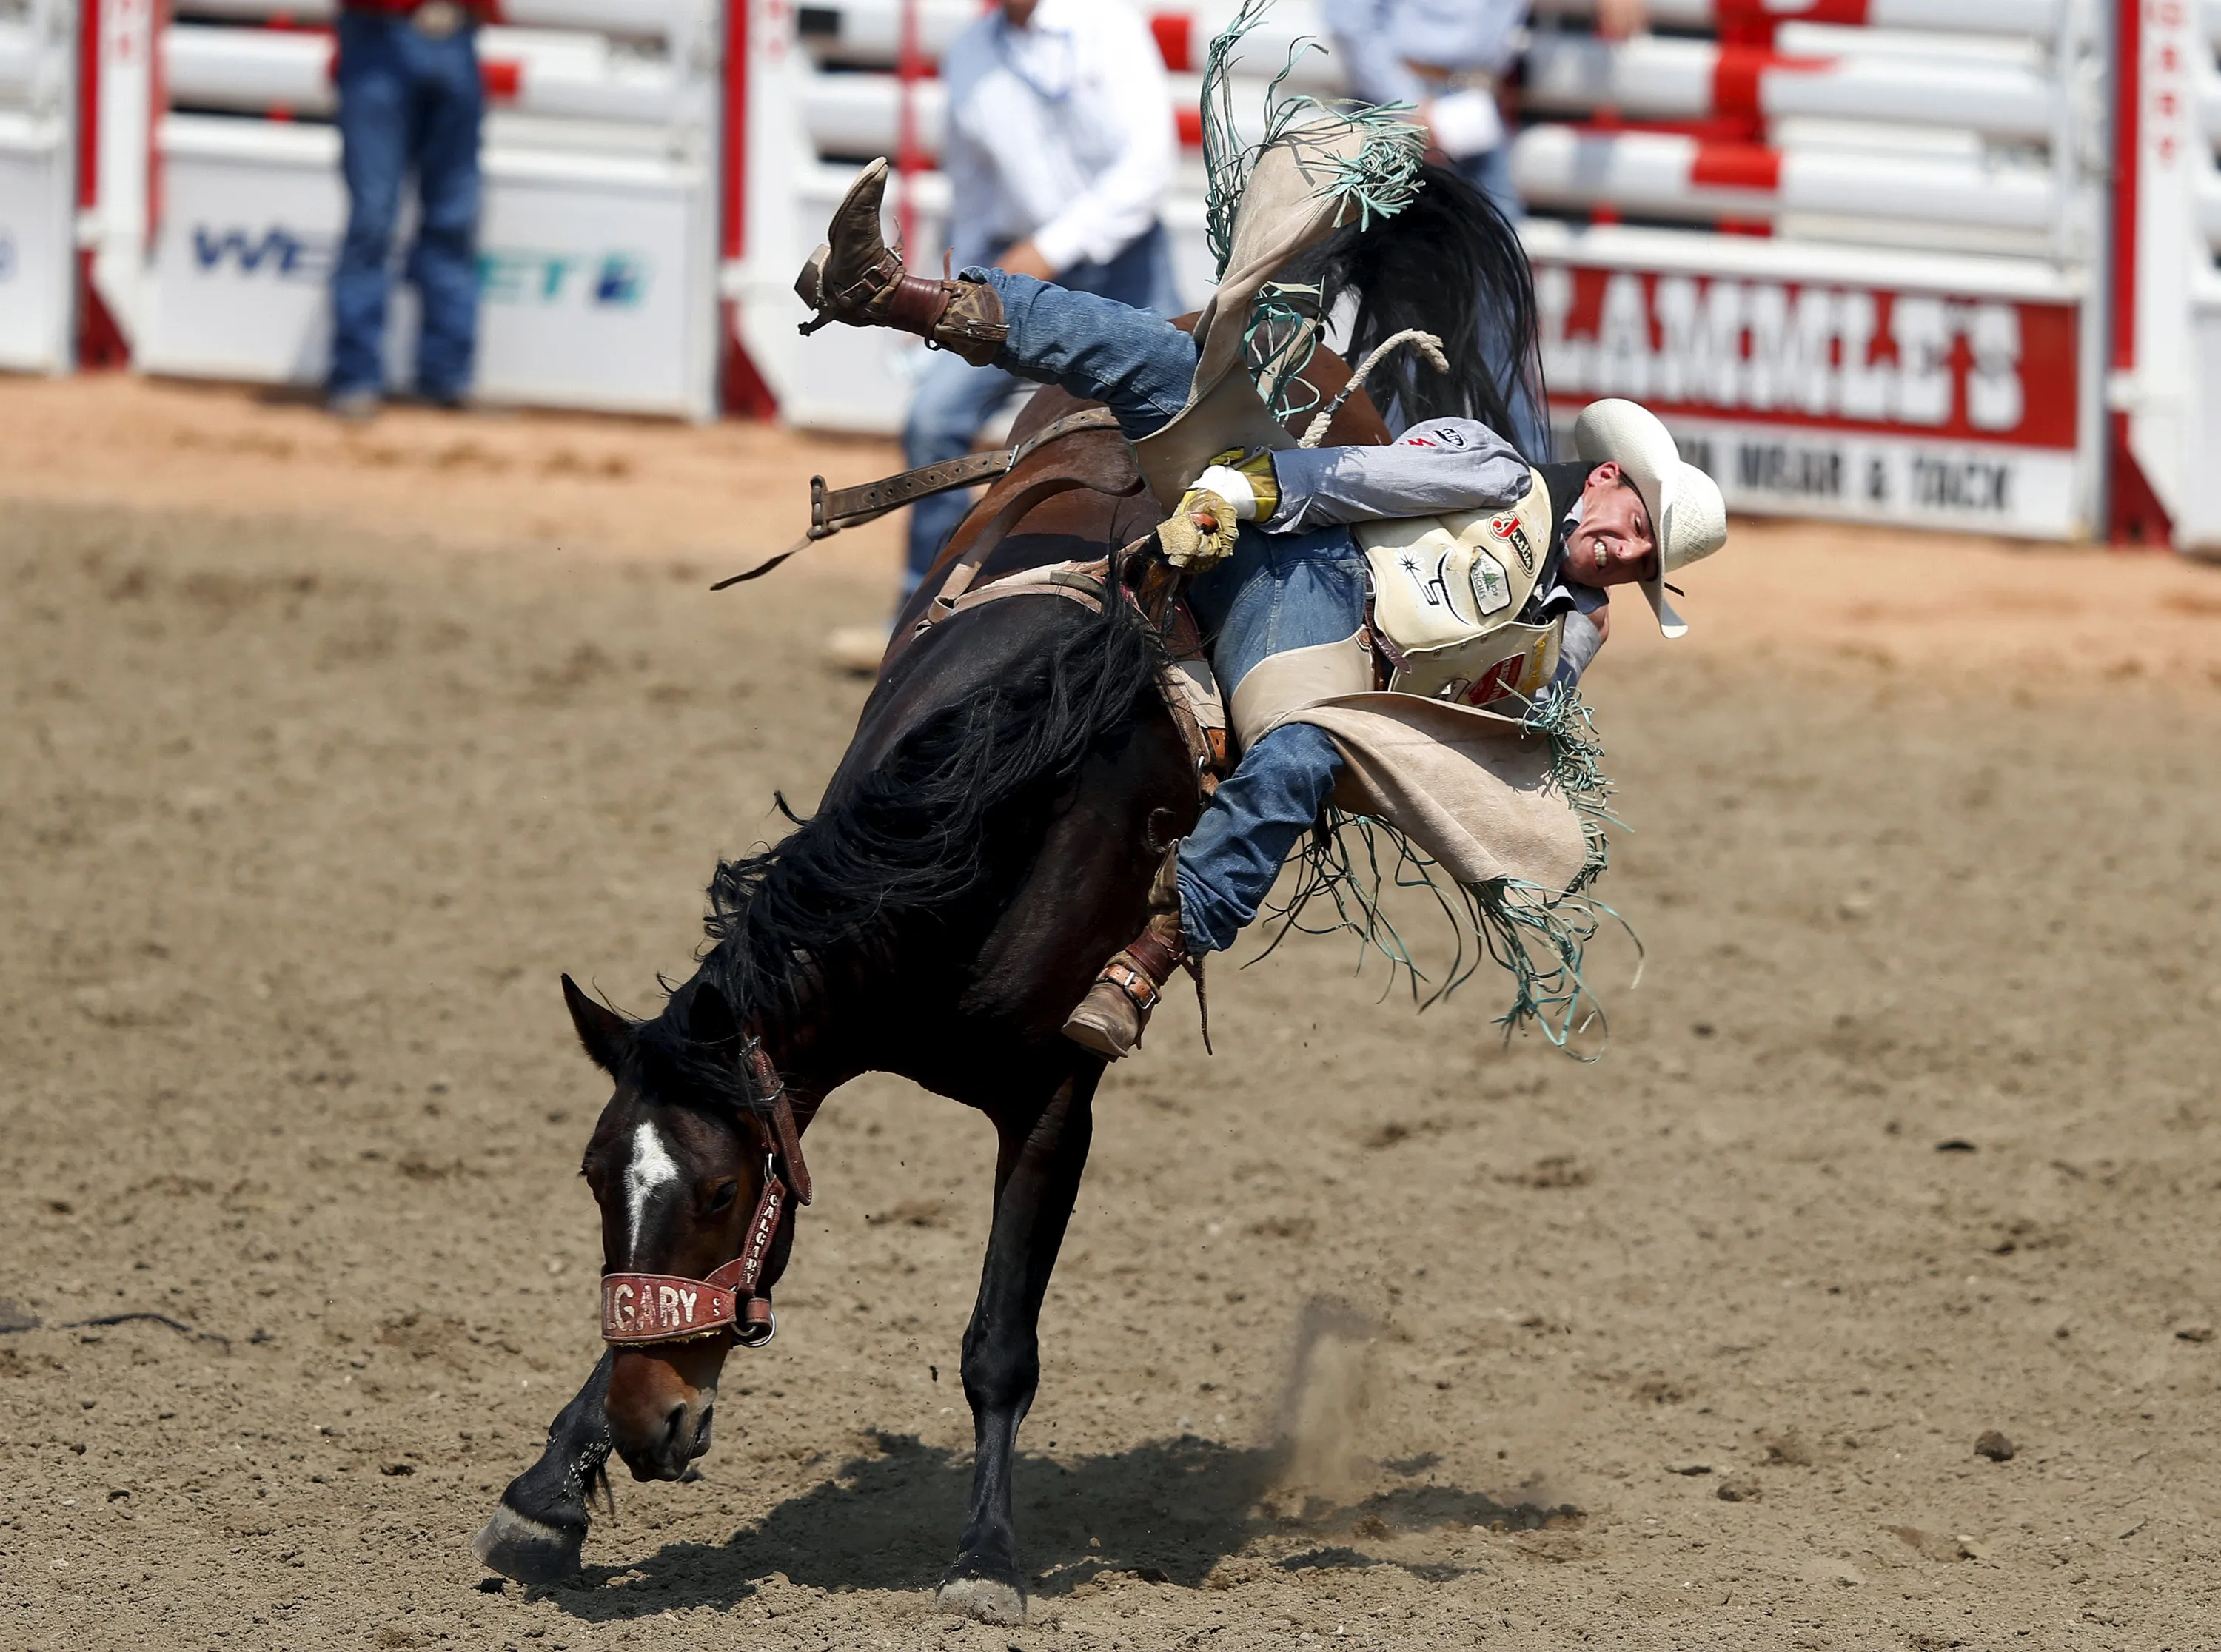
[{"x1": 1299, "y1": 328, "x2": 1448, "y2": 447}]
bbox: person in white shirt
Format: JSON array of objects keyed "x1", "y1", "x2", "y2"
[
  {"x1": 827, "y1": 0, "x2": 1179, "y2": 671},
  {"x1": 1321, "y1": 0, "x2": 1645, "y2": 221}
]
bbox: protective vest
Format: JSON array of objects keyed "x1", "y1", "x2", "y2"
[{"x1": 1357, "y1": 463, "x2": 1563, "y2": 707}]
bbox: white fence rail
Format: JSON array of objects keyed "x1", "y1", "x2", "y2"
[
  {"x1": 133, "y1": 0, "x2": 726, "y2": 416},
  {"x1": 0, "y1": 0, "x2": 77, "y2": 374}
]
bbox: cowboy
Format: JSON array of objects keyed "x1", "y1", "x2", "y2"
[{"x1": 796, "y1": 141, "x2": 1726, "y2": 1059}]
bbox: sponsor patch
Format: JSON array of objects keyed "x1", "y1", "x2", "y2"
[
  {"x1": 1467, "y1": 549, "x2": 1512, "y2": 616},
  {"x1": 1487, "y1": 511, "x2": 1536, "y2": 574},
  {"x1": 1462, "y1": 651, "x2": 1530, "y2": 706}
]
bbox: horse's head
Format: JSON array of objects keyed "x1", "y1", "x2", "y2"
[{"x1": 563, "y1": 974, "x2": 796, "y2": 1483}]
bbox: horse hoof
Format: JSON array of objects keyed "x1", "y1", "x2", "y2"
[
  {"x1": 936, "y1": 1573, "x2": 1027, "y2": 1627},
  {"x1": 472, "y1": 1503, "x2": 586, "y2": 1585}
]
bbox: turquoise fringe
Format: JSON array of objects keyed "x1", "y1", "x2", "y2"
[
  {"x1": 1197, "y1": 0, "x2": 1427, "y2": 420},
  {"x1": 1255, "y1": 688, "x2": 1638, "y2": 1056}
]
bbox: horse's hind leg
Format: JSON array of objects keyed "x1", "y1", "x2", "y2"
[
  {"x1": 938, "y1": 1062, "x2": 1101, "y2": 1625},
  {"x1": 472, "y1": 1351, "x2": 614, "y2": 1582}
]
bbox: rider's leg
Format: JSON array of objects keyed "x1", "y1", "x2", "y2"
[
  {"x1": 966, "y1": 269, "x2": 1196, "y2": 443},
  {"x1": 795, "y1": 160, "x2": 1196, "y2": 442},
  {"x1": 1174, "y1": 723, "x2": 1344, "y2": 952},
  {"x1": 1064, "y1": 527, "x2": 1366, "y2": 1058}
]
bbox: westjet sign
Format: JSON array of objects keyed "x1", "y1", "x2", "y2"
[
  {"x1": 192, "y1": 224, "x2": 333, "y2": 281},
  {"x1": 187, "y1": 222, "x2": 651, "y2": 309}
]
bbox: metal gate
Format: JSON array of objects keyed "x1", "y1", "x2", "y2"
[
  {"x1": 0, "y1": 0, "x2": 79, "y2": 372},
  {"x1": 123, "y1": 0, "x2": 725, "y2": 417}
]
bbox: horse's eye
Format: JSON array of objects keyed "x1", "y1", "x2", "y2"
[{"x1": 706, "y1": 1180, "x2": 739, "y2": 1215}]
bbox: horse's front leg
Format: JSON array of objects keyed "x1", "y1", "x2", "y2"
[
  {"x1": 472, "y1": 1350, "x2": 614, "y2": 1582},
  {"x1": 938, "y1": 1063, "x2": 1101, "y2": 1625}
]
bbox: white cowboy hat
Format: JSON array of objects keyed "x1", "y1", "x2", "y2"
[{"x1": 1572, "y1": 398, "x2": 1729, "y2": 639}]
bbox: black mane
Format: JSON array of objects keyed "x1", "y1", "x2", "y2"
[
  {"x1": 1296, "y1": 161, "x2": 1547, "y2": 452},
  {"x1": 695, "y1": 593, "x2": 1167, "y2": 1027}
]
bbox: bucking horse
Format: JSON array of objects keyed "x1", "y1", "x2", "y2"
[{"x1": 471, "y1": 161, "x2": 1543, "y2": 1625}]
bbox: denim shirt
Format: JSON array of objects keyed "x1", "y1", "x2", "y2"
[
  {"x1": 1264, "y1": 417, "x2": 1533, "y2": 534},
  {"x1": 1320, "y1": 0, "x2": 1528, "y2": 108}
]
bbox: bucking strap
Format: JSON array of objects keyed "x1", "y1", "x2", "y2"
[{"x1": 711, "y1": 407, "x2": 1125, "y2": 588}]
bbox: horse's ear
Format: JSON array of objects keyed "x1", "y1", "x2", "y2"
[{"x1": 561, "y1": 974, "x2": 632, "y2": 1075}]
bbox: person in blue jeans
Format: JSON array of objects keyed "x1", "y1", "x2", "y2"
[
  {"x1": 797, "y1": 163, "x2": 1684, "y2": 1056},
  {"x1": 326, "y1": 0, "x2": 490, "y2": 419}
]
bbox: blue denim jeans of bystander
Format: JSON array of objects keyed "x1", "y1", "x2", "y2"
[{"x1": 330, "y1": 12, "x2": 485, "y2": 402}]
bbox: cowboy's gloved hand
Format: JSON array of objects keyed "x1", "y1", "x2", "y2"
[
  {"x1": 1190, "y1": 447, "x2": 1281, "y2": 523},
  {"x1": 1156, "y1": 488, "x2": 1240, "y2": 571}
]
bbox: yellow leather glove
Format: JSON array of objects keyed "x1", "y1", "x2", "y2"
[
  {"x1": 1156, "y1": 488, "x2": 1240, "y2": 571},
  {"x1": 1190, "y1": 447, "x2": 1281, "y2": 524}
]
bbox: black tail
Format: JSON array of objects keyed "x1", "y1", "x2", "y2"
[
  {"x1": 1298, "y1": 162, "x2": 1546, "y2": 452},
  {"x1": 700, "y1": 595, "x2": 1166, "y2": 1020}
]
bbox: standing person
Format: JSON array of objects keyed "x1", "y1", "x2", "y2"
[
  {"x1": 1321, "y1": 0, "x2": 1644, "y2": 457},
  {"x1": 824, "y1": 0, "x2": 1179, "y2": 672},
  {"x1": 326, "y1": 0, "x2": 492, "y2": 421},
  {"x1": 1320, "y1": 0, "x2": 1647, "y2": 223}
]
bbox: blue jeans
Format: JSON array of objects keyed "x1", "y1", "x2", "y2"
[
  {"x1": 903, "y1": 223, "x2": 1180, "y2": 589},
  {"x1": 982, "y1": 272, "x2": 1366, "y2": 955},
  {"x1": 330, "y1": 13, "x2": 484, "y2": 401},
  {"x1": 1179, "y1": 530, "x2": 1366, "y2": 952}
]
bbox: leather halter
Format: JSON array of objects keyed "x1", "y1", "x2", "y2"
[{"x1": 599, "y1": 1038, "x2": 814, "y2": 1351}]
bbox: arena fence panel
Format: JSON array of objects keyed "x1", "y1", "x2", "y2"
[
  {"x1": 2111, "y1": 0, "x2": 2221, "y2": 551},
  {"x1": 1515, "y1": 1, "x2": 2109, "y2": 540},
  {"x1": 114, "y1": 0, "x2": 725, "y2": 417},
  {"x1": 0, "y1": 0, "x2": 78, "y2": 373}
]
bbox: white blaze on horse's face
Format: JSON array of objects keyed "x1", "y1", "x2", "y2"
[{"x1": 623, "y1": 1118, "x2": 683, "y2": 1265}]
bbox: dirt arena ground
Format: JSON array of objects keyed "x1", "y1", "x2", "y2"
[{"x1": 4, "y1": 376, "x2": 2220, "y2": 1652}]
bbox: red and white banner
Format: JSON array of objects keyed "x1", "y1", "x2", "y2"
[{"x1": 1536, "y1": 254, "x2": 2084, "y2": 535}]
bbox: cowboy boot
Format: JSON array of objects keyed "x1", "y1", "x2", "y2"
[
  {"x1": 793, "y1": 157, "x2": 1009, "y2": 366},
  {"x1": 1063, "y1": 852, "x2": 1188, "y2": 1060}
]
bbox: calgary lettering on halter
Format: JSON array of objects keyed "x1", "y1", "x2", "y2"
[
  {"x1": 603, "y1": 1277, "x2": 720, "y2": 1337},
  {"x1": 1535, "y1": 267, "x2": 2050, "y2": 436}
]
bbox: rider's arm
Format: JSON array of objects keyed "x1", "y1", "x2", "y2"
[
  {"x1": 1555, "y1": 599, "x2": 1609, "y2": 691},
  {"x1": 1262, "y1": 417, "x2": 1532, "y2": 534}
]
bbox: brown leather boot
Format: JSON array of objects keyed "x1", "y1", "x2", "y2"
[
  {"x1": 1062, "y1": 910, "x2": 1187, "y2": 1061},
  {"x1": 793, "y1": 157, "x2": 1009, "y2": 366}
]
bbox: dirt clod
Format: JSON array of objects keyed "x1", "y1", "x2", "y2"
[{"x1": 1974, "y1": 1430, "x2": 2017, "y2": 1461}]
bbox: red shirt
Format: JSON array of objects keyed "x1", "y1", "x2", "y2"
[{"x1": 341, "y1": 1, "x2": 498, "y2": 17}]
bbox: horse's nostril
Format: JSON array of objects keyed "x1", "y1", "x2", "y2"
[
  {"x1": 691, "y1": 1401, "x2": 714, "y2": 1457},
  {"x1": 660, "y1": 1402, "x2": 688, "y2": 1458}
]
